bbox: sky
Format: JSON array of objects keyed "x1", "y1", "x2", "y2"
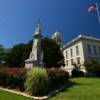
[{"x1": 0, "y1": 0, "x2": 100, "y2": 48}]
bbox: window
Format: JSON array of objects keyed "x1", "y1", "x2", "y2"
[
  {"x1": 71, "y1": 59, "x2": 74, "y2": 65},
  {"x1": 77, "y1": 58, "x2": 80, "y2": 64},
  {"x1": 98, "y1": 47, "x2": 100, "y2": 55},
  {"x1": 66, "y1": 51, "x2": 68, "y2": 58},
  {"x1": 87, "y1": 44, "x2": 92, "y2": 55},
  {"x1": 70, "y1": 49, "x2": 73, "y2": 57},
  {"x1": 93, "y1": 46, "x2": 97, "y2": 55},
  {"x1": 66, "y1": 60, "x2": 68, "y2": 66},
  {"x1": 76, "y1": 46, "x2": 79, "y2": 55}
]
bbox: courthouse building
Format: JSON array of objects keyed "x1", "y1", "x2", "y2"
[{"x1": 62, "y1": 35, "x2": 100, "y2": 73}]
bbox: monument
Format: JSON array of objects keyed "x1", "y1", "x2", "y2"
[{"x1": 25, "y1": 21, "x2": 44, "y2": 69}]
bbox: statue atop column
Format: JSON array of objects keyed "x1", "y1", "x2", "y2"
[{"x1": 25, "y1": 21, "x2": 44, "y2": 69}]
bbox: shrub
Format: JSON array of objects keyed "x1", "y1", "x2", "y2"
[
  {"x1": 0, "y1": 67, "x2": 27, "y2": 91},
  {"x1": 71, "y1": 69, "x2": 84, "y2": 77},
  {"x1": 47, "y1": 68, "x2": 69, "y2": 88},
  {"x1": 71, "y1": 62, "x2": 84, "y2": 77},
  {"x1": 84, "y1": 59, "x2": 100, "y2": 77},
  {"x1": 25, "y1": 67, "x2": 50, "y2": 96}
]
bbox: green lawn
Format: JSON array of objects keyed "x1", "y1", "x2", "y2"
[
  {"x1": 0, "y1": 78, "x2": 100, "y2": 100},
  {"x1": 0, "y1": 90, "x2": 32, "y2": 100},
  {"x1": 50, "y1": 78, "x2": 100, "y2": 100}
]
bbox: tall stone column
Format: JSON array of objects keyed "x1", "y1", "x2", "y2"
[{"x1": 25, "y1": 21, "x2": 44, "y2": 69}]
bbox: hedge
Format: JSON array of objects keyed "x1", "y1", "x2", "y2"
[
  {"x1": 47, "y1": 68, "x2": 69, "y2": 88},
  {"x1": 0, "y1": 67, "x2": 27, "y2": 91}
]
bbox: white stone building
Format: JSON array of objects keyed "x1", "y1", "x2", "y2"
[{"x1": 62, "y1": 35, "x2": 100, "y2": 73}]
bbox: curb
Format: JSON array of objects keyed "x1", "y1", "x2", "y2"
[{"x1": 0, "y1": 84, "x2": 69, "y2": 100}]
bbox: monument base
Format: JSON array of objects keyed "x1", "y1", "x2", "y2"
[{"x1": 25, "y1": 59, "x2": 44, "y2": 69}]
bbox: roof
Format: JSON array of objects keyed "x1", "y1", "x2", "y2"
[{"x1": 62, "y1": 34, "x2": 100, "y2": 50}]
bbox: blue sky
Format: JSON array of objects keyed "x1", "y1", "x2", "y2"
[{"x1": 0, "y1": 0, "x2": 100, "y2": 48}]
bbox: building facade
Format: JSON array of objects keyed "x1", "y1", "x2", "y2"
[{"x1": 62, "y1": 35, "x2": 100, "y2": 73}]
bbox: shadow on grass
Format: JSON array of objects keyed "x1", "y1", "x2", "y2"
[
  {"x1": 61, "y1": 80, "x2": 94, "y2": 92},
  {"x1": 50, "y1": 80, "x2": 95, "y2": 99}
]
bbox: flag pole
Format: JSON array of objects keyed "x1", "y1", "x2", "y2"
[{"x1": 96, "y1": 2, "x2": 100, "y2": 24}]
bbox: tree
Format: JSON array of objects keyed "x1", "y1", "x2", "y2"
[
  {"x1": 4, "y1": 37, "x2": 64, "y2": 68},
  {"x1": 84, "y1": 59, "x2": 100, "y2": 77},
  {"x1": 41, "y1": 37, "x2": 64, "y2": 68},
  {"x1": 21, "y1": 40, "x2": 32, "y2": 66},
  {"x1": 4, "y1": 44, "x2": 25, "y2": 67},
  {"x1": 4, "y1": 40, "x2": 33, "y2": 67},
  {"x1": 0, "y1": 45, "x2": 6, "y2": 65}
]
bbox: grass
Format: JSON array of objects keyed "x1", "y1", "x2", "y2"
[
  {"x1": 0, "y1": 90, "x2": 32, "y2": 100},
  {"x1": 0, "y1": 78, "x2": 100, "y2": 100},
  {"x1": 50, "y1": 78, "x2": 100, "y2": 100}
]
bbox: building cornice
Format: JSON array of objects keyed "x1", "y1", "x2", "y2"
[{"x1": 62, "y1": 34, "x2": 100, "y2": 50}]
